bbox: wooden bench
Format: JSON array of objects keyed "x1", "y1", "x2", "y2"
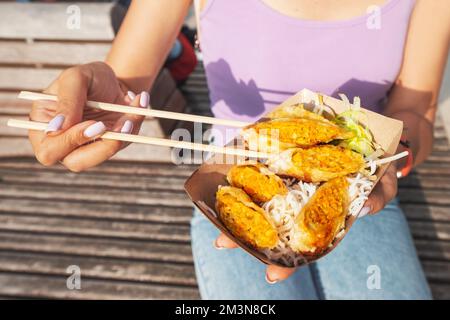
[
  {"x1": 0, "y1": 2, "x2": 187, "y2": 162},
  {"x1": 0, "y1": 2, "x2": 449, "y2": 299}
]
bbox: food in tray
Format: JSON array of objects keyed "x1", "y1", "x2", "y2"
[
  {"x1": 265, "y1": 103, "x2": 332, "y2": 122},
  {"x1": 290, "y1": 176, "x2": 349, "y2": 254},
  {"x1": 215, "y1": 186, "x2": 279, "y2": 249},
  {"x1": 266, "y1": 145, "x2": 365, "y2": 183},
  {"x1": 242, "y1": 118, "x2": 354, "y2": 151},
  {"x1": 226, "y1": 161, "x2": 288, "y2": 203},
  {"x1": 214, "y1": 94, "x2": 383, "y2": 266}
]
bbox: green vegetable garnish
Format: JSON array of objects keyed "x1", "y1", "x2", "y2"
[{"x1": 332, "y1": 95, "x2": 376, "y2": 157}]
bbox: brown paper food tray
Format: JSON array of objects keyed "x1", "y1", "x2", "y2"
[{"x1": 184, "y1": 89, "x2": 403, "y2": 267}]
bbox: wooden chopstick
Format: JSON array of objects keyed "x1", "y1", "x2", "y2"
[
  {"x1": 7, "y1": 117, "x2": 409, "y2": 166},
  {"x1": 18, "y1": 91, "x2": 250, "y2": 128},
  {"x1": 7, "y1": 119, "x2": 269, "y2": 159},
  {"x1": 371, "y1": 151, "x2": 409, "y2": 166}
]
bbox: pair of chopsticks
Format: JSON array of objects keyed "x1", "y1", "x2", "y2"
[
  {"x1": 7, "y1": 91, "x2": 408, "y2": 165},
  {"x1": 9, "y1": 91, "x2": 266, "y2": 158}
]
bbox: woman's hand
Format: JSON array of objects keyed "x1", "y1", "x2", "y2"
[
  {"x1": 213, "y1": 163, "x2": 398, "y2": 283},
  {"x1": 29, "y1": 62, "x2": 148, "y2": 172},
  {"x1": 358, "y1": 163, "x2": 398, "y2": 217}
]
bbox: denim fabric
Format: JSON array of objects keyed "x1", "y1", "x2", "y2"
[{"x1": 190, "y1": 199, "x2": 432, "y2": 300}]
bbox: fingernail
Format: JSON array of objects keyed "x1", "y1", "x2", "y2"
[
  {"x1": 127, "y1": 91, "x2": 136, "y2": 101},
  {"x1": 120, "y1": 120, "x2": 133, "y2": 134},
  {"x1": 213, "y1": 239, "x2": 225, "y2": 250},
  {"x1": 265, "y1": 273, "x2": 278, "y2": 285},
  {"x1": 358, "y1": 206, "x2": 372, "y2": 218},
  {"x1": 139, "y1": 91, "x2": 150, "y2": 108},
  {"x1": 45, "y1": 114, "x2": 65, "y2": 133},
  {"x1": 84, "y1": 121, "x2": 106, "y2": 138}
]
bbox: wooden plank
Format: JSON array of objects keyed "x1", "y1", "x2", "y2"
[
  {"x1": 0, "y1": 273, "x2": 199, "y2": 300},
  {"x1": 398, "y1": 189, "x2": 450, "y2": 206},
  {"x1": 399, "y1": 174, "x2": 450, "y2": 190},
  {"x1": 0, "y1": 41, "x2": 110, "y2": 66},
  {"x1": 412, "y1": 162, "x2": 450, "y2": 176},
  {"x1": 0, "y1": 3, "x2": 114, "y2": 41},
  {"x1": 422, "y1": 260, "x2": 450, "y2": 283},
  {"x1": 429, "y1": 283, "x2": 450, "y2": 300},
  {"x1": 0, "y1": 167, "x2": 187, "y2": 192},
  {"x1": 409, "y1": 221, "x2": 450, "y2": 241},
  {"x1": 0, "y1": 213, "x2": 191, "y2": 243},
  {"x1": 0, "y1": 114, "x2": 28, "y2": 136},
  {"x1": 0, "y1": 183, "x2": 192, "y2": 208},
  {"x1": 0, "y1": 137, "x2": 33, "y2": 158},
  {"x1": 1, "y1": 116, "x2": 171, "y2": 139},
  {"x1": 0, "y1": 136, "x2": 173, "y2": 162},
  {"x1": 0, "y1": 251, "x2": 196, "y2": 286},
  {"x1": 0, "y1": 158, "x2": 196, "y2": 177},
  {"x1": 0, "y1": 231, "x2": 194, "y2": 263},
  {"x1": 0, "y1": 92, "x2": 31, "y2": 115},
  {"x1": 0, "y1": 198, "x2": 193, "y2": 224},
  {"x1": 0, "y1": 115, "x2": 170, "y2": 161},
  {"x1": 0, "y1": 67, "x2": 61, "y2": 91},
  {"x1": 414, "y1": 239, "x2": 450, "y2": 261},
  {"x1": 401, "y1": 204, "x2": 450, "y2": 222},
  {"x1": 427, "y1": 152, "x2": 450, "y2": 164}
]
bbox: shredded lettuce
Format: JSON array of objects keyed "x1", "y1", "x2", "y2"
[{"x1": 332, "y1": 94, "x2": 375, "y2": 157}]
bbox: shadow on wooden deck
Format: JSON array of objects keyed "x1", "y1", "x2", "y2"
[{"x1": 0, "y1": 2, "x2": 449, "y2": 300}]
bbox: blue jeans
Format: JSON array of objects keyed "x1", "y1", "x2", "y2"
[{"x1": 190, "y1": 198, "x2": 432, "y2": 299}]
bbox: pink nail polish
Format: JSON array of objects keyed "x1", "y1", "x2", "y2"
[
  {"x1": 120, "y1": 120, "x2": 133, "y2": 134},
  {"x1": 358, "y1": 206, "x2": 372, "y2": 218},
  {"x1": 213, "y1": 239, "x2": 224, "y2": 250},
  {"x1": 84, "y1": 122, "x2": 106, "y2": 138},
  {"x1": 265, "y1": 273, "x2": 278, "y2": 285},
  {"x1": 127, "y1": 91, "x2": 136, "y2": 101},
  {"x1": 45, "y1": 114, "x2": 65, "y2": 133},
  {"x1": 139, "y1": 91, "x2": 150, "y2": 108}
]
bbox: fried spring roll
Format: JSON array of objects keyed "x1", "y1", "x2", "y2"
[
  {"x1": 215, "y1": 186, "x2": 278, "y2": 249},
  {"x1": 266, "y1": 145, "x2": 364, "y2": 183},
  {"x1": 266, "y1": 103, "x2": 331, "y2": 122},
  {"x1": 242, "y1": 118, "x2": 353, "y2": 152},
  {"x1": 291, "y1": 176, "x2": 349, "y2": 254},
  {"x1": 227, "y1": 162, "x2": 288, "y2": 203}
]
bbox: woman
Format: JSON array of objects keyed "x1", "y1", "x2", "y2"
[{"x1": 29, "y1": 0, "x2": 449, "y2": 299}]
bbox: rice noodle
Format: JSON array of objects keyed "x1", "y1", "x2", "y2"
[
  {"x1": 260, "y1": 163, "x2": 375, "y2": 267},
  {"x1": 249, "y1": 93, "x2": 382, "y2": 266}
]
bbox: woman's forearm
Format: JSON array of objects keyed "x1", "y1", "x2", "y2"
[
  {"x1": 384, "y1": 0, "x2": 450, "y2": 167},
  {"x1": 384, "y1": 85, "x2": 436, "y2": 167},
  {"x1": 105, "y1": 0, "x2": 192, "y2": 93}
]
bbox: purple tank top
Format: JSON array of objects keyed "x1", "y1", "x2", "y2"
[{"x1": 199, "y1": 0, "x2": 415, "y2": 143}]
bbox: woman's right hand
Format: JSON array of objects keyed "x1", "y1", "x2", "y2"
[{"x1": 29, "y1": 61, "x2": 148, "y2": 172}]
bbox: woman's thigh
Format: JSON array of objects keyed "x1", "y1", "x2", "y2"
[
  {"x1": 313, "y1": 199, "x2": 432, "y2": 300},
  {"x1": 190, "y1": 209, "x2": 319, "y2": 300}
]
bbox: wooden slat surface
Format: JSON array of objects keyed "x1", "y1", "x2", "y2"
[
  {"x1": 0, "y1": 3, "x2": 114, "y2": 41},
  {"x1": 0, "y1": 41, "x2": 110, "y2": 67},
  {"x1": 0, "y1": 24, "x2": 448, "y2": 300}
]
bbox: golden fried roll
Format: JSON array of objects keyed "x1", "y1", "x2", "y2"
[
  {"x1": 215, "y1": 186, "x2": 278, "y2": 249},
  {"x1": 227, "y1": 162, "x2": 288, "y2": 203},
  {"x1": 242, "y1": 118, "x2": 353, "y2": 152},
  {"x1": 266, "y1": 104, "x2": 331, "y2": 123},
  {"x1": 266, "y1": 145, "x2": 364, "y2": 183},
  {"x1": 291, "y1": 176, "x2": 349, "y2": 254}
]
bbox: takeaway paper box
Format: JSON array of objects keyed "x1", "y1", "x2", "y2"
[{"x1": 184, "y1": 89, "x2": 403, "y2": 267}]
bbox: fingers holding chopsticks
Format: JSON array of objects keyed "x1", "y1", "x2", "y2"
[
  {"x1": 28, "y1": 66, "x2": 94, "y2": 166},
  {"x1": 60, "y1": 92, "x2": 148, "y2": 172}
]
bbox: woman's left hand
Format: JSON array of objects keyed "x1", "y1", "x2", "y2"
[
  {"x1": 359, "y1": 162, "x2": 398, "y2": 217},
  {"x1": 213, "y1": 163, "x2": 399, "y2": 283}
]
